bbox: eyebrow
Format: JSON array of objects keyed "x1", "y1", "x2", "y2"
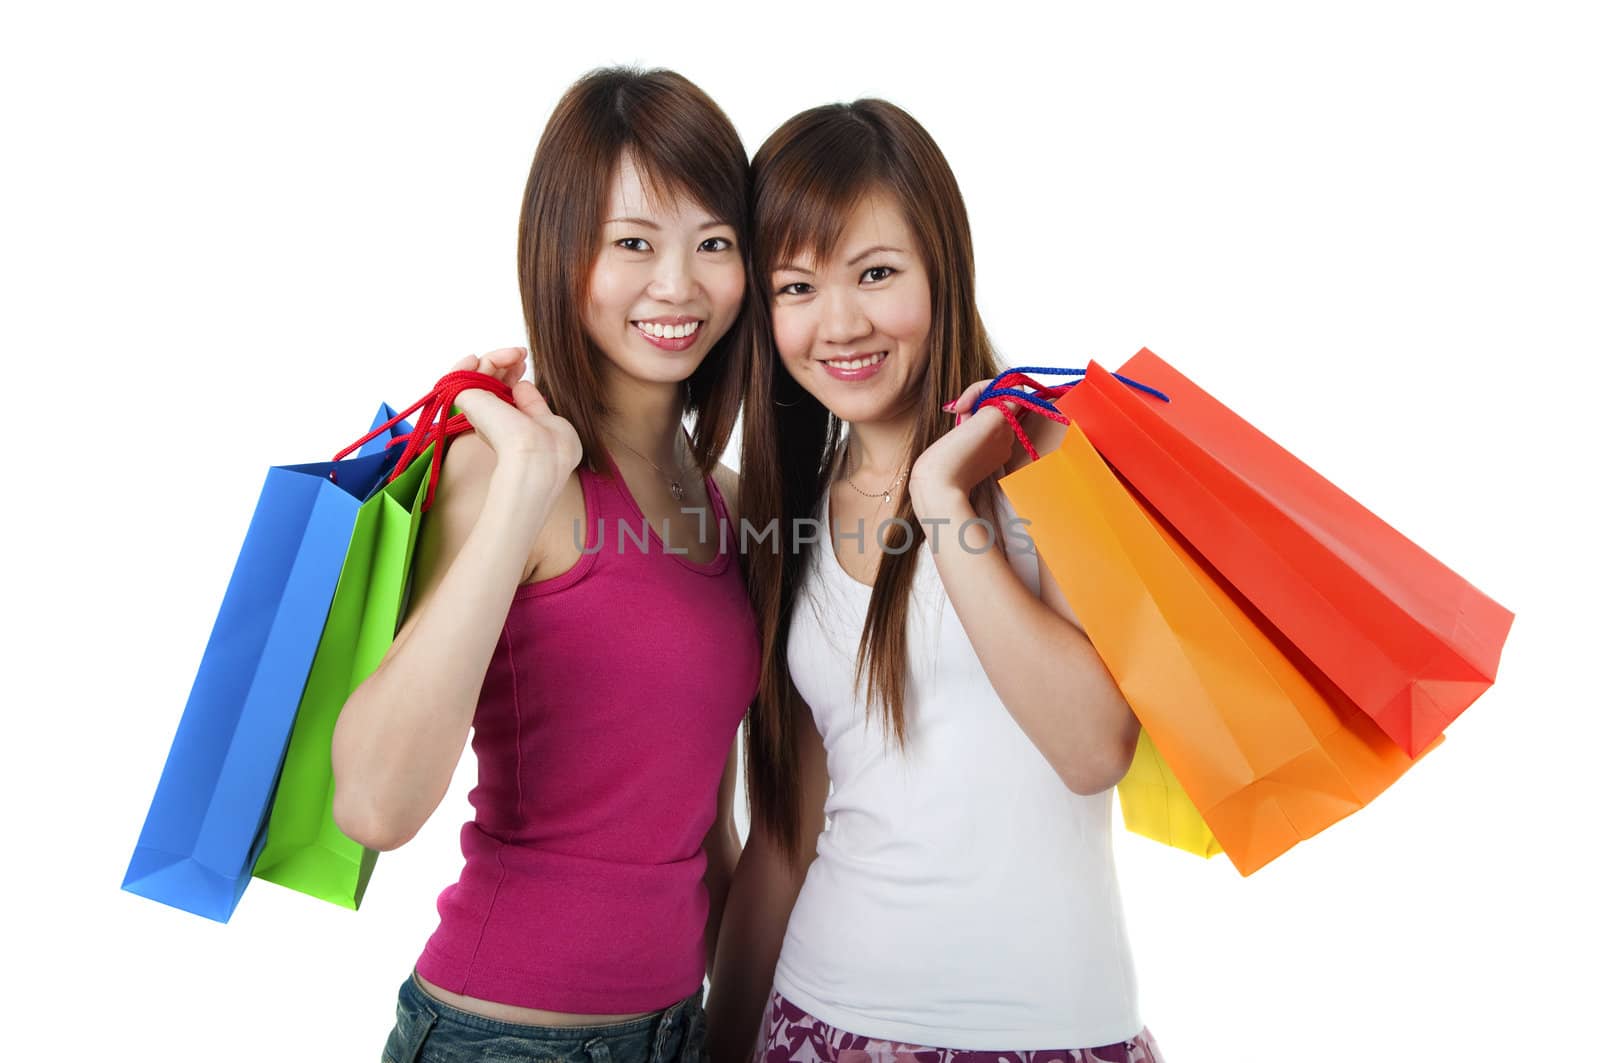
[
  {"x1": 847, "y1": 244, "x2": 905, "y2": 267},
  {"x1": 602, "y1": 216, "x2": 733, "y2": 231},
  {"x1": 773, "y1": 244, "x2": 906, "y2": 275}
]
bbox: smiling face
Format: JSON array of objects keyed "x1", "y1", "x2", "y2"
[
  {"x1": 769, "y1": 190, "x2": 932, "y2": 427},
  {"x1": 583, "y1": 152, "x2": 746, "y2": 389}
]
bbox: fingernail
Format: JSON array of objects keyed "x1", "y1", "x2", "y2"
[
  {"x1": 955, "y1": 413, "x2": 966, "y2": 425},
  {"x1": 941, "y1": 401, "x2": 956, "y2": 412}
]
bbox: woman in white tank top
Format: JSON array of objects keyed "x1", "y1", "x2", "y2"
[{"x1": 706, "y1": 100, "x2": 1164, "y2": 1062}]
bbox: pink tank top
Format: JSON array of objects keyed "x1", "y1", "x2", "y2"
[{"x1": 414, "y1": 459, "x2": 758, "y2": 1014}]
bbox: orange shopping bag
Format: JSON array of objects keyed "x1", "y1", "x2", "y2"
[
  {"x1": 1056, "y1": 351, "x2": 1513, "y2": 756},
  {"x1": 1000, "y1": 424, "x2": 1427, "y2": 875}
]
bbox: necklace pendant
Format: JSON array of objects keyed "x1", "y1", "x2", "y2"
[{"x1": 670, "y1": 481, "x2": 686, "y2": 502}]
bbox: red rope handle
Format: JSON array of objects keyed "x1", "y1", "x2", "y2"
[
  {"x1": 977, "y1": 372, "x2": 1075, "y2": 463},
  {"x1": 332, "y1": 370, "x2": 514, "y2": 511}
]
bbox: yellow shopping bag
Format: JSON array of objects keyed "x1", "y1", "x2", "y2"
[{"x1": 1118, "y1": 731, "x2": 1222, "y2": 859}]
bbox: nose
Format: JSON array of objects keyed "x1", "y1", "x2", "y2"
[
  {"x1": 646, "y1": 245, "x2": 696, "y2": 303},
  {"x1": 817, "y1": 288, "x2": 871, "y2": 346}
]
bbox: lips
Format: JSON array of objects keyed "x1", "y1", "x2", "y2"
[
  {"x1": 632, "y1": 317, "x2": 704, "y2": 352},
  {"x1": 820, "y1": 351, "x2": 889, "y2": 382}
]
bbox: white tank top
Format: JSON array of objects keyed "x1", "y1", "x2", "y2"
[{"x1": 773, "y1": 485, "x2": 1142, "y2": 1050}]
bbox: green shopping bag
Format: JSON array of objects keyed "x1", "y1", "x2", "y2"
[{"x1": 251, "y1": 445, "x2": 433, "y2": 908}]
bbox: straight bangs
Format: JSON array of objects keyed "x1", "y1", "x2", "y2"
[
  {"x1": 620, "y1": 98, "x2": 746, "y2": 233},
  {"x1": 754, "y1": 109, "x2": 885, "y2": 284}
]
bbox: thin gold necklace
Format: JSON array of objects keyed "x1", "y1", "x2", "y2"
[
  {"x1": 605, "y1": 428, "x2": 688, "y2": 502},
  {"x1": 841, "y1": 444, "x2": 908, "y2": 505}
]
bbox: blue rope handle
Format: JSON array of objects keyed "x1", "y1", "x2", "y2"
[{"x1": 976, "y1": 366, "x2": 1171, "y2": 409}]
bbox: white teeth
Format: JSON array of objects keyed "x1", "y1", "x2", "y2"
[
  {"x1": 635, "y1": 320, "x2": 701, "y2": 339},
  {"x1": 828, "y1": 352, "x2": 887, "y2": 371}
]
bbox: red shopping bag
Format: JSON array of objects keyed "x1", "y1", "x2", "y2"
[{"x1": 1054, "y1": 350, "x2": 1513, "y2": 756}]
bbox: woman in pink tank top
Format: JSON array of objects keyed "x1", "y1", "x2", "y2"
[{"x1": 330, "y1": 68, "x2": 760, "y2": 1062}]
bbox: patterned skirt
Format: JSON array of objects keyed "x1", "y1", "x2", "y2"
[{"x1": 757, "y1": 989, "x2": 1165, "y2": 1063}]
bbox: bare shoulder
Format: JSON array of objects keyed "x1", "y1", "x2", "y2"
[
  {"x1": 437, "y1": 429, "x2": 497, "y2": 488},
  {"x1": 418, "y1": 433, "x2": 498, "y2": 544},
  {"x1": 437, "y1": 431, "x2": 586, "y2": 584},
  {"x1": 394, "y1": 432, "x2": 500, "y2": 635},
  {"x1": 1002, "y1": 407, "x2": 1071, "y2": 475},
  {"x1": 712, "y1": 462, "x2": 740, "y2": 525}
]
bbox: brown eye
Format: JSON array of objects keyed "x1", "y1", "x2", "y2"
[{"x1": 862, "y1": 266, "x2": 895, "y2": 283}]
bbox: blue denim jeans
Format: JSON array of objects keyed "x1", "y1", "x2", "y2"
[{"x1": 382, "y1": 973, "x2": 706, "y2": 1063}]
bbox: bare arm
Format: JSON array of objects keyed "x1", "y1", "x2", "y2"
[
  {"x1": 908, "y1": 398, "x2": 1139, "y2": 796},
  {"x1": 705, "y1": 711, "x2": 829, "y2": 1063},
  {"x1": 331, "y1": 356, "x2": 581, "y2": 850}
]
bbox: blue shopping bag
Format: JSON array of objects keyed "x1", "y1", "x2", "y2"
[{"x1": 122, "y1": 404, "x2": 412, "y2": 922}]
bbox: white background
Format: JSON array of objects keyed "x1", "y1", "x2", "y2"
[{"x1": 4, "y1": 2, "x2": 1597, "y2": 1060}]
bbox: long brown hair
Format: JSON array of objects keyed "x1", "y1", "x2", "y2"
[
  {"x1": 517, "y1": 67, "x2": 750, "y2": 476},
  {"x1": 740, "y1": 100, "x2": 1003, "y2": 858}
]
